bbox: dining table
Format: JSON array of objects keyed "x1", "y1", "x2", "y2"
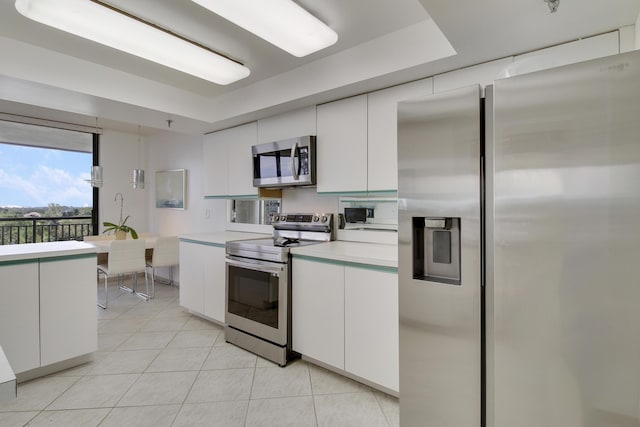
[{"x1": 87, "y1": 235, "x2": 157, "y2": 254}]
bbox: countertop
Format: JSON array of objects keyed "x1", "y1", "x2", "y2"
[
  {"x1": 0, "y1": 241, "x2": 97, "y2": 263},
  {"x1": 179, "y1": 231, "x2": 397, "y2": 268},
  {"x1": 291, "y1": 241, "x2": 398, "y2": 269},
  {"x1": 179, "y1": 231, "x2": 270, "y2": 246}
]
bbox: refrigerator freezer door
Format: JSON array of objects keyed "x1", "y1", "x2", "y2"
[
  {"x1": 492, "y1": 50, "x2": 640, "y2": 426},
  {"x1": 398, "y1": 85, "x2": 482, "y2": 426}
]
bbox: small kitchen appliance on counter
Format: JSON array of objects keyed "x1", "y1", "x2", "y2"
[{"x1": 225, "y1": 213, "x2": 334, "y2": 366}]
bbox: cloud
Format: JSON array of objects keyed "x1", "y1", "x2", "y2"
[{"x1": 0, "y1": 165, "x2": 92, "y2": 207}]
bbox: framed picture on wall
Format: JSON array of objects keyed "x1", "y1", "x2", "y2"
[{"x1": 156, "y1": 169, "x2": 186, "y2": 209}]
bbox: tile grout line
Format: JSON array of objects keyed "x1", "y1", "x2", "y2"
[
  {"x1": 307, "y1": 362, "x2": 321, "y2": 427},
  {"x1": 169, "y1": 322, "x2": 221, "y2": 426},
  {"x1": 242, "y1": 348, "x2": 260, "y2": 426}
]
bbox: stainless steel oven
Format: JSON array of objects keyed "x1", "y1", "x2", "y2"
[
  {"x1": 225, "y1": 213, "x2": 334, "y2": 366},
  {"x1": 226, "y1": 253, "x2": 289, "y2": 348}
]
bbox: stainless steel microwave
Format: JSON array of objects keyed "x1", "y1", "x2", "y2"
[{"x1": 252, "y1": 136, "x2": 316, "y2": 188}]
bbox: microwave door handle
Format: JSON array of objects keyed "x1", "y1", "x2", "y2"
[
  {"x1": 226, "y1": 258, "x2": 283, "y2": 275},
  {"x1": 290, "y1": 141, "x2": 299, "y2": 180}
]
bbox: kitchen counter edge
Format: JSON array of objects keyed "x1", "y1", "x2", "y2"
[
  {"x1": 291, "y1": 241, "x2": 398, "y2": 269},
  {"x1": 0, "y1": 241, "x2": 97, "y2": 263},
  {"x1": 179, "y1": 231, "x2": 271, "y2": 247}
]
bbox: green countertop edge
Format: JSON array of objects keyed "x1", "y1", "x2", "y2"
[
  {"x1": 39, "y1": 253, "x2": 97, "y2": 263},
  {"x1": 1, "y1": 252, "x2": 96, "y2": 266},
  {"x1": 0, "y1": 258, "x2": 37, "y2": 267},
  {"x1": 317, "y1": 190, "x2": 397, "y2": 197},
  {"x1": 204, "y1": 195, "x2": 258, "y2": 200},
  {"x1": 292, "y1": 254, "x2": 397, "y2": 274},
  {"x1": 179, "y1": 238, "x2": 225, "y2": 248}
]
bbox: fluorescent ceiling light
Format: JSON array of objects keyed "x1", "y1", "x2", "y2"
[
  {"x1": 191, "y1": 0, "x2": 338, "y2": 57},
  {"x1": 15, "y1": 0, "x2": 250, "y2": 85}
]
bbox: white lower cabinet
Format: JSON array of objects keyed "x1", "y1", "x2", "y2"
[
  {"x1": 179, "y1": 241, "x2": 205, "y2": 314},
  {"x1": 344, "y1": 266, "x2": 399, "y2": 392},
  {"x1": 0, "y1": 254, "x2": 97, "y2": 375},
  {"x1": 40, "y1": 255, "x2": 97, "y2": 367},
  {"x1": 0, "y1": 261, "x2": 40, "y2": 373},
  {"x1": 204, "y1": 245, "x2": 226, "y2": 323},
  {"x1": 292, "y1": 256, "x2": 399, "y2": 392},
  {"x1": 179, "y1": 240, "x2": 226, "y2": 323},
  {"x1": 292, "y1": 258, "x2": 345, "y2": 369}
]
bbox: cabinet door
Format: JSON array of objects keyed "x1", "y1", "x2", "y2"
[
  {"x1": 345, "y1": 266, "x2": 399, "y2": 392},
  {"x1": 40, "y1": 255, "x2": 97, "y2": 366},
  {"x1": 179, "y1": 241, "x2": 205, "y2": 314},
  {"x1": 203, "y1": 244, "x2": 226, "y2": 323},
  {"x1": 367, "y1": 79, "x2": 432, "y2": 192},
  {"x1": 203, "y1": 131, "x2": 229, "y2": 197},
  {"x1": 292, "y1": 258, "x2": 344, "y2": 369},
  {"x1": 227, "y1": 122, "x2": 258, "y2": 197},
  {"x1": 316, "y1": 95, "x2": 368, "y2": 194},
  {"x1": 0, "y1": 261, "x2": 40, "y2": 373},
  {"x1": 257, "y1": 106, "x2": 317, "y2": 144}
]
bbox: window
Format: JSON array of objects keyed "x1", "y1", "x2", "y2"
[{"x1": 0, "y1": 120, "x2": 97, "y2": 244}]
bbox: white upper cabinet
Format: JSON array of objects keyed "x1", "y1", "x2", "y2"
[
  {"x1": 367, "y1": 78, "x2": 432, "y2": 192},
  {"x1": 317, "y1": 95, "x2": 368, "y2": 194},
  {"x1": 317, "y1": 80, "x2": 432, "y2": 194},
  {"x1": 227, "y1": 122, "x2": 258, "y2": 197},
  {"x1": 203, "y1": 131, "x2": 229, "y2": 197},
  {"x1": 257, "y1": 106, "x2": 317, "y2": 144},
  {"x1": 202, "y1": 122, "x2": 258, "y2": 198}
]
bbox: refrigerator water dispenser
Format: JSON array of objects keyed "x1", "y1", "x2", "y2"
[{"x1": 412, "y1": 217, "x2": 461, "y2": 285}]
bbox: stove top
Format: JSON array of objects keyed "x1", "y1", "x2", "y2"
[{"x1": 226, "y1": 212, "x2": 335, "y2": 263}]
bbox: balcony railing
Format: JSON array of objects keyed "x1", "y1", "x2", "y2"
[{"x1": 0, "y1": 216, "x2": 94, "y2": 245}]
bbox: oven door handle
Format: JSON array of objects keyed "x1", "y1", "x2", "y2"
[{"x1": 226, "y1": 257, "x2": 284, "y2": 275}]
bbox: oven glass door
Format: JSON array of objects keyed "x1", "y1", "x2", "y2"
[{"x1": 226, "y1": 256, "x2": 288, "y2": 345}]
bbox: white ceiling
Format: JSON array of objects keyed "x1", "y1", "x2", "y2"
[{"x1": 0, "y1": 0, "x2": 638, "y2": 135}]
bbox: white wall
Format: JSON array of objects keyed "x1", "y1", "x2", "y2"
[
  {"x1": 100, "y1": 129, "x2": 148, "y2": 235},
  {"x1": 146, "y1": 130, "x2": 227, "y2": 236},
  {"x1": 281, "y1": 188, "x2": 338, "y2": 214}
]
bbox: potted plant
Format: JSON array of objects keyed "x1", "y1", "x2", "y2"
[
  {"x1": 103, "y1": 215, "x2": 138, "y2": 240},
  {"x1": 103, "y1": 193, "x2": 138, "y2": 239}
]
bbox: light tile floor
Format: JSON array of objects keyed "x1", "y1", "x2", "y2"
[{"x1": 0, "y1": 279, "x2": 399, "y2": 427}]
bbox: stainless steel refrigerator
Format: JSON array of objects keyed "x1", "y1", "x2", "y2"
[{"x1": 398, "y1": 50, "x2": 640, "y2": 426}]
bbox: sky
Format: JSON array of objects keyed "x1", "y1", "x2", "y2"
[{"x1": 0, "y1": 143, "x2": 92, "y2": 208}]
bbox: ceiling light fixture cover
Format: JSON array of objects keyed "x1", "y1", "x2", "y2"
[
  {"x1": 191, "y1": 0, "x2": 338, "y2": 57},
  {"x1": 14, "y1": 0, "x2": 250, "y2": 85}
]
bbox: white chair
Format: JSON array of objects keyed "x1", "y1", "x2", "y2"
[
  {"x1": 146, "y1": 236, "x2": 179, "y2": 298},
  {"x1": 97, "y1": 239, "x2": 149, "y2": 309}
]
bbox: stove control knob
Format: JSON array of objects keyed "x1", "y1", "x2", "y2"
[
  {"x1": 321, "y1": 215, "x2": 328, "y2": 223},
  {"x1": 313, "y1": 215, "x2": 320, "y2": 222}
]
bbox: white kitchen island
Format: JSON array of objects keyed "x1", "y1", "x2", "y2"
[{"x1": 0, "y1": 241, "x2": 98, "y2": 382}]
